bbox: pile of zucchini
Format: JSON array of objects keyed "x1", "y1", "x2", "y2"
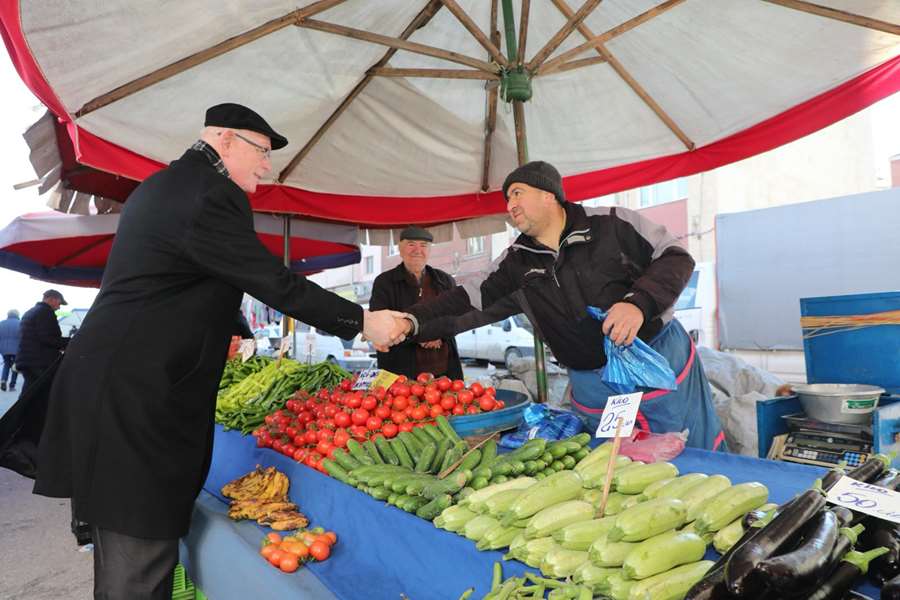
[{"x1": 323, "y1": 420, "x2": 592, "y2": 521}]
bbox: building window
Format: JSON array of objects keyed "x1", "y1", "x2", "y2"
[
  {"x1": 466, "y1": 236, "x2": 485, "y2": 256},
  {"x1": 364, "y1": 256, "x2": 374, "y2": 274},
  {"x1": 387, "y1": 243, "x2": 398, "y2": 256},
  {"x1": 639, "y1": 178, "x2": 688, "y2": 207}
]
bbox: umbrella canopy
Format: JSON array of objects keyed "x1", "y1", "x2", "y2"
[
  {"x1": 2, "y1": 1, "x2": 899, "y2": 227},
  {"x1": 0, "y1": 211, "x2": 361, "y2": 287}
]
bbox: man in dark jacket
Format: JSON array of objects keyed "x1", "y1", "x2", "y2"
[
  {"x1": 16, "y1": 290, "x2": 66, "y2": 395},
  {"x1": 400, "y1": 162, "x2": 725, "y2": 451},
  {"x1": 370, "y1": 226, "x2": 463, "y2": 380},
  {"x1": 0, "y1": 308, "x2": 21, "y2": 391},
  {"x1": 32, "y1": 103, "x2": 407, "y2": 600}
]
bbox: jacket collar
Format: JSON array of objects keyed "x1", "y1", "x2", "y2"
[
  {"x1": 389, "y1": 262, "x2": 433, "y2": 284},
  {"x1": 511, "y1": 202, "x2": 592, "y2": 256}
]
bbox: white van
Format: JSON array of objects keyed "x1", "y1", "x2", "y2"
[
  {"x1": 455, "y1": 314, "x2": 554, "y2": 368},
  {"x1": 291, "y1": 323, "x2": 375, "y2": 372},
  {"x1": 673, "y1": 261, "x2": 716, "y2": 347}
]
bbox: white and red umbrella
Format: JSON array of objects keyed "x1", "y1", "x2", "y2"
[
  {"x1": 0, "y1": 211, "x2": 361, "y2": 288},
  {"x1": 1, "y1": 1, "x2": 897, "y2": 229}
]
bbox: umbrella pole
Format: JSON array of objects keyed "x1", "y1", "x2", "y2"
[
  {"x1": 282, "y1": 215, "x2": 294, "y2": 354},
  {"x1": 502, "y1": 0, "x2": 549, "y2": 404}
]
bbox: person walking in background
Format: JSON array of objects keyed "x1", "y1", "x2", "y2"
[
  {"x1": 16, "y1": 290, "x2": 67, "y2": 396},
  {"x1": 0, "y1": 309, "x2": 21, "y2": 392}
]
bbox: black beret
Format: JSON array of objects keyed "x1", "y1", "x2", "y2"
[
  {"x1": 205, "y1": 103, "x2": 288, "y2": 150},
  {"x1": 399, "y1": 226, "x2": 433, "y2": 242},
  {"x1": 502, "y1": 161, "x2": 566, "y2": 204}
]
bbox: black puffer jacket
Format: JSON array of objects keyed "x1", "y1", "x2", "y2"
[
  {"x1": 16, "y1": 302, "x2": 64, "y2": 371},
  {"x1": 369, "y1": 264, "x2": 463, "y2": 380},
  {"x1": 408, "y1": 203, "x2": 694, "y2": 370}
]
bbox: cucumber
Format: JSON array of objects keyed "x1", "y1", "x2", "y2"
[
  {"x1": 607, "y1": 498, "x2": 687, "y2": 542},
  {"x1": 435, "y1": 415, "x2": 461, "y2": 443},
  {"x1": 572, "y1": 448, "x2": 590, "y2": 461},
  {"x1": 322, "y1": 459, "x2": 353, "y2": 485},
  {"x1": 362, "y1": 440, "x2": 385, "y2": 464},
  {"x1": 398, "y1": 431, "x2": 423, "y2": 456},
  {"x1": 553, "y1": 517, "x2": 617, "y2": 551},
  {"x1": 416, "y1": 493, "x2": 453, "y2": 520},
  {"x1": 367, "y1": 485, "x2": 391, "y2": 501},
  {"x1": 440, "y1": 441, "x2": 467, "y2": 473},
  {"x1": 430, "y1": 438, "x2": 453, "y2": 473},
  {"x1": 390, "y1": 438, "x2": 415, "y2": 469},
  {"x1": 332, "y1": 448, "x2": 362, "y2": 471},
  {"x1": 411, "y1": 426, "x2": 433, "y2": 447},
  {"x1": 654, "y1": 473, "x2": 709, "y2": 500},
  {"x1": 509, "y1": 438, "x2": 548, "y2": 461},
  {"x1": 346, "y1": 439, "x2": 374, "y2": 465},
  {"x1": 570, "y1": 433, "x2": 592, "y2": 447},
  {"x1": 477, "y1": 439, "x2": 498, "y2": 468},
  {"x1": 613, "y1": 462, "x2": 679, "y2": 495},
  {"x1": 415, "y1": 442, "x2": 437, "y2": 473},
  {"x1": 622, "y1": 529, "x2": 707, "y2": 580},
  {"x1": 406, "y1": 475, "x2": 438, "y2": 496},
  {"x1": 470, "y1": 476, "x2": 489, "y2": 490},
  {"x1": 374, "y1": 436, "x2": 400, "y2": 466},
  {"x1": 421, "y1": 470, "x2": 470, "y2": 500},
  {"x1": 423, "y1": 424, "x2": 445, "y2": 444},
  {"x1": 547, "y1": 440, "x2": 570, "y2": 458},
  {"x1": 455, "y1": 448, "x2": 482, "y2": 473},
  {"x1": 681, "y1": 474, "x2": 732, "y2": 521},
  {"x1": 626, "y1": 560, "x2": 714, "y2": 600},
  {"x1": 693, "y1": 481, "x2": 768, "y2": 535}
]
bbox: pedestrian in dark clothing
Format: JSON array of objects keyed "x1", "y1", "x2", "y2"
[
  {"x1": 0, "y1": 309, "x2": 21, "y2": 391},
  {"x1": 370, "y1": 226, "x2": 464, "y2": 381},
  {"x1": 16, "y1": 290, "x2": 66, "y2": 396}
]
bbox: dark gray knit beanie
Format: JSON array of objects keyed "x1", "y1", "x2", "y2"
[{"x1": 502, "y1": 161, "x2": 566, "y2": 204}]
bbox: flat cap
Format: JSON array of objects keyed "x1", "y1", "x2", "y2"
[
  {"x1": 205, "y1": 103, "x2": 288, "y2": 150},
  {"x1": 399, "y1": 226, "x2": 433, "y2": 243}
]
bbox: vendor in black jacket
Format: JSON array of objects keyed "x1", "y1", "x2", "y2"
[
  {"x1": 369, "y1": 226, "x2": 463, "y2": 381},
  {"x1": 399, "y1": 162, "x2": 726, "y2": 451},
  {"x1": 16, "y1": 289, "x2": 67, "y2": 394}
]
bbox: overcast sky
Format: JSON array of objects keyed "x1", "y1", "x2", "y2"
[{"x1": 0, "y1": 48, "x2": 898, "y2": 316}]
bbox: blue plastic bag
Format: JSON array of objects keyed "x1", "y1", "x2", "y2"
[
  {"x1": 499, "y1": 403, "x2": 584, "y2": 449},
  {"x1": 586, "y1": 306, "x2": 677, "y2": 394}
]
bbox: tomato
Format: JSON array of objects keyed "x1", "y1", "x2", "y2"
[
  {"x1": 392, "y1": 395, "x2": 409, "y2": 411},
  {"x1": 404, "y1": 406, "x2": 416, "y2": 417},
  {"x1": 323, "y1": 404, "x2": 337, "y2": 418},
  {"x1": 382, "y1": 422, "x2": 399, "y2": 438},
  {"x1": 316, "y1": 440, "x2": 334, "y2": 456},
  {"x1": 457, "y1": 390, "x2": 474, "y2": 405},
  {"x1": 272, "y1": 439, "x2": 285, "y2": 453},
  {"x1": 316, "y1": 429, "x2": 333, "y2": 443},
  {"x1": 391, "y1": 411, "x2": 407, "y2": 425},
  {"x1": 351, "y1": 408, "x2": 370, "y2": 426},
  {"x1": 466, "y1": 405, "x2": 480, "y2": 414},
  {"x1": 436, "y1": 377, "x2": 451, "y2": 391},
  {"x1": 374, "y1": 405, "x2": 391, "y2": 419},
  {"x1": 315, "y1": 457, "x2": 327, "y2": 472},
  {"x1": 334, "y1": 411, "x2": 351, "y2": 428},
  {"x1": 411, "y1": 406, "x2": 428, "y2": 421},
  {"x1": 410, "y1": 383, "x2": 425, "y2": 398},
  {"x1": 393, "y1": 383, "x2": 411, "y2": 397},
  {"x1": 346, "y1": 395, "x2": 362, "y2": 409},
  {"x1": 416, "y1": 372, "x2": 434, "y2": 384},
  {"x1": 470, "y1": 382, "x2": 485, "y2": 397},
  {"x1": 324, "y1": 531, "x2": 338, "y2": 545},
  {"x1": 333, "y1": 430, "x2": 350, "y2": 448},
  {"x1": 484, "y1": 386, "x2": 496, "y2": 397},
  {"x1": 429, "y1": 405, "x2": 444, "y2": 418},
  {"x1": 264, "y1": 414, "x2": 276, "y2": 426},
  {"x1": 283, "y1": 541, "x2": 309, "y2": 559},
  {"x1": 440, "y1": 395, "x2": 457, "y2": 411},
  {"x1": 373, "y1": 387, "x2": 387, "y2": 402},
  {"x1": 365, "y1": 416, "x2": 383, "y2": 431},
  {"x1": 266, "y1": 532, "x2": 283, "y2": 544},
  {"x1": 279, "y1": 553, "x2": 300, "y2": 572},
  {"x1": 268, "y1": 549, "x2": 285, "y2": 567},
  {"x1": 362, "y1": 395, "x2": 378, "y2": 411},
  {"x1": 478, "y1": 396, "x2": 496, "y2": 411},
  {"x1": 384, "y1": 397, "x2": 394, "y2": 408},
  {"x1": 302, "y1": 430, "x2": 317, "y2": 445},
  {"x1": 309, "y1": 541, "x2": 331, "y2": 561},
  {"x1": 260, "y1": 544, "x2": 278, "y2": 560},
  {"x1": 424, "y1": 390, "x2": 441, "y2": 405},
  {"x1": 293, "y1": 448, "x2": 308, "y2": 462},
  {"x1": 256, "y1": 436, "x2": 269, "y2": 448},
  {"x1": 425, "y1": 382, "x2": 438, "y2": 395},
  {"x1": 399, "y1": 422, "x2": 414, "y2": 433},
  {"x1": 495, "y1": 400, "x2": 505, "y2": 409},
  {"x1": 452, "y1": 405, "x2": 465, "y2": 416},
  {"x1": 281, "y1": 444, "x2": 296, "y2": 457},
  {"x1": 340, "y1": 379, "x2": 352, "y2": 391},
  {"x1": 350, "y1": 425, "x2": 368, "y2": 439}
]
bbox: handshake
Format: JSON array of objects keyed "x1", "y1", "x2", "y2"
[{"x1": 362, "y1": 310, "x2": 414, "y2": 352}]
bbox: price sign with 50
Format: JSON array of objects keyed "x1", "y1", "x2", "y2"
[{"x1": 826, "y1": 476, "x2": 900, "y2": 523}]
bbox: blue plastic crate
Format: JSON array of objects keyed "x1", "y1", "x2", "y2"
[
  {"x1": 800, "y1": 291, "x2": 900, "y2": 394},
  {"x1": 448, "y1": 389, "x2": 530, "y2": 437}
]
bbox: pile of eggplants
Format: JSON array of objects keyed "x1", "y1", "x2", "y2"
[{"x1": 685, "y1": 454, "x2": 896, "y2": 600}]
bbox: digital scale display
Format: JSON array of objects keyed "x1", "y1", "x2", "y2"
[{"x1": 772, "y1": 414, "x2": 873, "y2": 468}]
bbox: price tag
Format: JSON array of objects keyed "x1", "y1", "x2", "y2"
[
  {"x1": 352, "y1": 369, "x2": 399, "y2": 391},
  {"x1": 276, "y1": 336, "x2": 292, "y2": 359},
  {"x1": 239, "y1": 340, "x2": 255, "y2": 362},
  {"x1": 826, "y1": 475, "x2": 900, "y2": 524},
  {"x1": 594, "y1": 392, "x2": 643, "y2": 438}
]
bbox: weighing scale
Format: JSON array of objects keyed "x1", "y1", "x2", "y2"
[{"x1": 769, "y1": 413, "x2": 872, "y2": 468}]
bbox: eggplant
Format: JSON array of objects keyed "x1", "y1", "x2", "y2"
[
  {"x1": 844, "y1": 454, "x2": 891, "y2": 484},
  {"x1": 822, "y1": 465, "x2": 847, "y2": 491},
  {"x1": 724, "y1": 487, "x2": 825, "y2": 596},
  {"x1": 883, "y1": 570, "x2": 900, "y2": 600},
  {"x1": 871, "y1": 468, "x2": 900, "y2": 490},
  {"x1": 858, "y1": 520, "x2": 900, "y2": 584},
  {"x1": 805, "y1": 548, "x2": 889, "y2": 600},
  {"x1": 753, "y1": 509, "x2": 839, "y2": 595},
  {"x1": 830, "y1": 506, "x2": 854, "y2": 527},
  {"x1": 824, "y1": 524, "x2": 865, "y2": 575},
  {"x1": 843, "y1": 593, "x2": 875, "y2": 600}
]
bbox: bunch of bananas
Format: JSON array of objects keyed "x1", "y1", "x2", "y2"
[{"x1": 222, "y1": 466, "x2": 309, "y2": 531}]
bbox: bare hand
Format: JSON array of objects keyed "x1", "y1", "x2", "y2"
[
  {"x1": 419, "y1": 340, "x2": 442, "y2": 350},
  {"x1": 363, "y1": 310, "x2": 410, "y2": 349},
  {"x1": 602, "y1": 302, "x2": 644, "y2": 346}
]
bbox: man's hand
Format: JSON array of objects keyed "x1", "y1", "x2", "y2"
[
  {"x1": 602, "y1": 302, "x2": 644, "y2": 346},
  {"x1": 364, "y1": 310, "x2": 412, "y2": 351},
  {"x1": 419, "y1": 340, "x2": 442, "y2": 350}
]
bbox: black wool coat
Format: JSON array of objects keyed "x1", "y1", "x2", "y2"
[
  {"x1": 16, "y1": 302, "x2": 64, "y2": 371},
  {"x1": 369, "y1": 263, "x2": 463, "y2": 380},
  {"x1": 33, "y1": 149, "x2": 363, "y2": 539}
]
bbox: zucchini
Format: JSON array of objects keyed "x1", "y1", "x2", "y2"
[
  {"x1": 605, "y1": 573, "x2": 635, "y2": 600},
  {"x1": 519, "y1": 537, "x2": 560, "y2": 568},
  {"x1": 552, "y1": 517, "x2": 618, "y2": 551},
  {"x1": 573, "y1": 441, "x2": 614, "y2": 471},
  {"x1": 608, "y1": 498, "x2": 687, "y2": 542},
  {"x1": 463, "y1": 514, "x2": 500, "y2": 542},
  {"x1": 588, "y1": 533, "x2": 639, "y2": 567},
  {"x1": 416, "y1": 493, "x2": 452, "y2": 520},
  {"x1": 693, "y1": 482, "x2": 769, "y2": 535},
  {"x1": 434, "y1": 504, "x2": 478, "y2": 532},
  {"x1": 464, "y1": 477, "x2": 537, "y2": 511},
  {"x1": 613, "y1": 462, "x2": 679, "y2": 495},
  {"x1": 476, "y1": 524, "x2": 525, "y2": 551},
  {"x1": 580, "y1": 457, "x2": 638, "y2": 489},
  {"x1": 540, "y1": 547, "x2": 590, "y2": 578},
  {"x1": 628, "y1": 560, "x2": 714, "y2": 600},
  {"x1": 572, "y1": 563, "x2": 620, "y2": 593},
  {"x1": 712, "y1": 517, "x2": 744, "y2": 554},
  {"x1": 502, "y1": 470, "x2": 584, "y2": 524},
  {"x1": 655, "y1": 473, "x2": 709, "y2": 500},
  {"x1": 639, "y1": 477, "x2": 675, "y2": 500},
  {"x1": 600, "y1": 492, "x2": 632, "y2": 515},
  {"x1": 524, "y1": 500, "x2": 595, "y2": 540},
  {"x1": 483, "y1": 488, "x2": 529, "y2": 517},
  {"x1": 619, "y1": 494, "x2": 644, "y2": 512},
  {"x1": 622, "y1": 529, "x2": 707, "y2": 580},
  {"x1": 681, "y1": 474, "x2": 732, "y2": 521}
]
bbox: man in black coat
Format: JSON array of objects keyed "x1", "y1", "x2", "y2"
[
  {"x1": 16, "y1": 289, "x2": 67, "y2": 395},
  {"x1": 32, "y1": 103, "x2": 407, "y2": 599},
  {"x1": 370, "y1": 226, "x2": 463, "y2": 381}
]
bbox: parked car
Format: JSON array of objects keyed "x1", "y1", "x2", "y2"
[
  {"x1": 455, "y1": 313, "x2": 554, "y2": 369},
  {"x1": 292, "y1": 323, "x2": 375, "y2": 372}
]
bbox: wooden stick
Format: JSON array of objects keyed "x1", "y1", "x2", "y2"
[
  {"x1": 761, "y1": 0, "x2": 900, "y2": 36},
  {"x1": 597, "y1": 416, "x2": 624, "y2": 518},
  {"x1": 298, "y1": 19, "x2": 499, "y2": 74},
  {"x1": 75, "y1": 0, "x2": 349, "y2": 117},
  {"x1": 538, "y1": 55, "x2": 606, "y2": 76},
  {"x1": 438, "y1": 431, "x2": 499, "y2": 479},
  {"x1": 513, "y1": 101, "x2": 527, "y2": 166},
  {"x1": 369, "y1": 67, "x2": 499, "y2": 80},
  {"x1": 517, "y1": 0, "x2": 531, "y2": 68},
  {"x1": 438, "y1": 0, "x2": 509, "y2": 67},
  {"x1": 481, "y1": 0, "x2": 500, "y2": 192},
  {"x1": 526, "y1": 0, "x2": 603, "y2": 71}
]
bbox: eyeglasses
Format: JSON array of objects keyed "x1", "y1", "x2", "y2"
[{"x1": 233, "y1": 132, "x2": 271, "y2": 159}]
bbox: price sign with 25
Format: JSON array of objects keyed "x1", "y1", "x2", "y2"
[
  {"x1": 594, "y1": 392, "x2": 643, "y2": 439},
  {"x1": 826, "y1": 476, "x2": 900, "y2": 523}
]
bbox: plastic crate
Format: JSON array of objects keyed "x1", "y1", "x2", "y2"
[
  {"x1": 448, "y1": 389, "x2": 530, "y2": 437},
  {"x1": 172, "y1": 564, "x2": 206, "y2": 600},
  {"x1": 800, "y1": 291, "x2": 900, "y2": 394}
]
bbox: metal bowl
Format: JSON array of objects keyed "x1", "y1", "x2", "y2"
[{"x1": 792, "y1": 383, "x2": 885, "y2": 424}]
